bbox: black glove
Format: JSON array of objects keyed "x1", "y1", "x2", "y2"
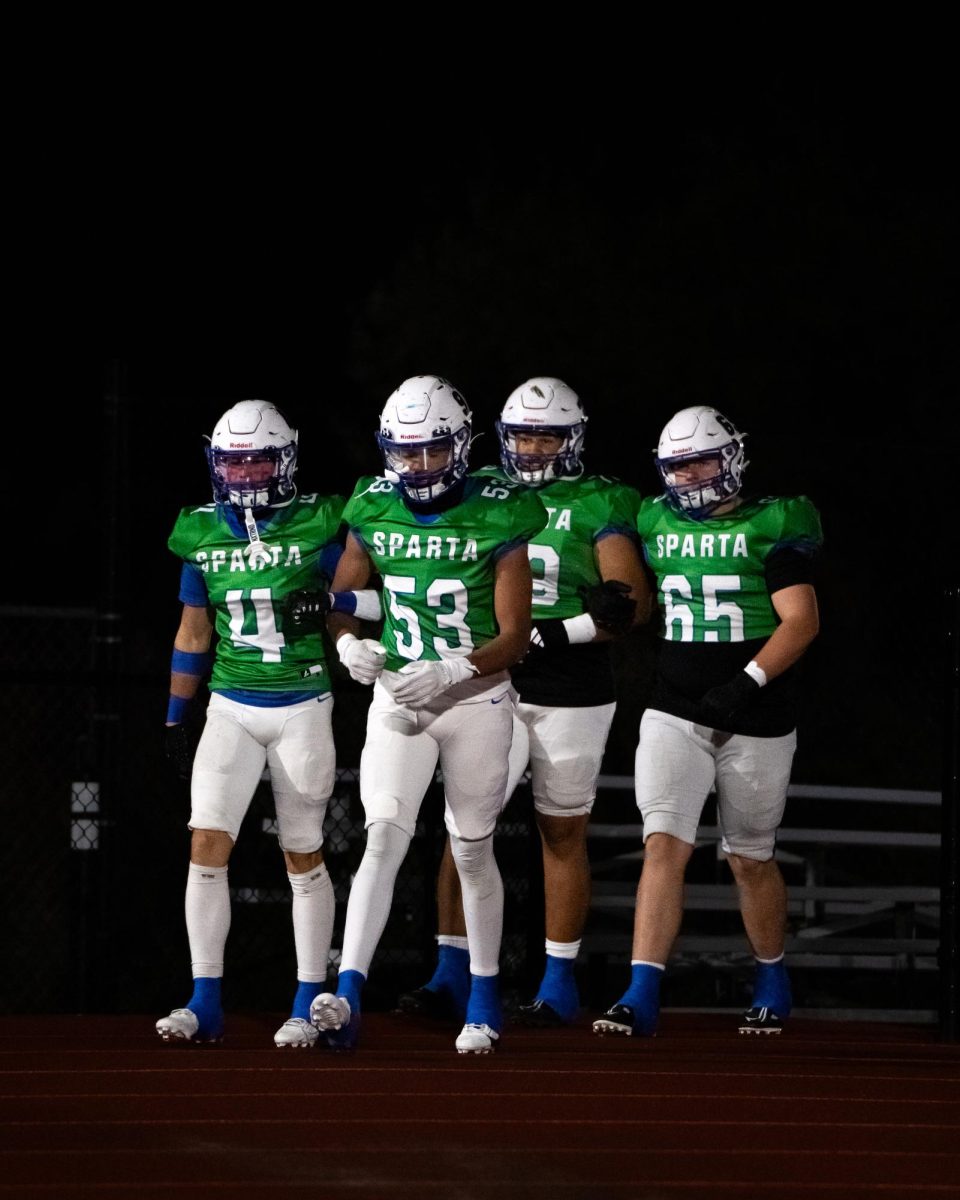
[
  {"x1": 284, "y1": 588, "x2": 331, "y2": 630},
  {"x1": 696, "y1": 671, "x2": 761, "y2": 731},
  {"x1": 163, "y1": 723, "x2": 196, "y2": 783},
  {"x1": 578, "y1": 579, "x2": 636, "y2": 634}
]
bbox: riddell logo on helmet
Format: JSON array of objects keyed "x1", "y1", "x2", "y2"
[{"x1": 230, "y1": 442, "x2": 254, "y2": 448}]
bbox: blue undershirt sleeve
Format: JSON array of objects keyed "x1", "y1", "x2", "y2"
[{"x1": 178, "y1": 562, "x2": 208, "y2": 606}]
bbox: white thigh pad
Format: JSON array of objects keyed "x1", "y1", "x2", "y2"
[
  {"x1": 432, "y1": 696, "x2": 514, "y2": 840},
  {"x1": 523, "y1": 701, "x2": 616, "y2": 817},
  {"x1": 268, "y1": 696, "x2": 337, "y2": 854},
  {"x1": 359, "y1": 681, "x2": 440, "y2": 837},
  {"x1": 190, "y1": 693, "x2": 268, "y2": 840},
  {"x1": 715, "y1": 728, "x2": 797, "y2": 861},
  {"x1": 634, "y1": 709, "x2": 717, "y2": 845}
]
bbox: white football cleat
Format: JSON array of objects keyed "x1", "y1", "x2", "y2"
[
  {"x1": 156, "y1": 1006, "x2": 224, "y2": 1044},
  {"x1": 310, "y1": 993, "x2": 350, "y2": 1032},
  {"x1": 274, "y1": 1017, "x2": 319, "y2": 1049},
  {"x1": 156, "y1": 1008, "x2": 200, "y2": 1042},
  {"x1": 455, "y1": 1023, "x2": 500, "y2": 1054}
]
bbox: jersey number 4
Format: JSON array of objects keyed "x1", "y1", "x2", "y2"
[
  {"x1": 662, "y1": 574, "x2": 745, "y2": 642},
  {"x1": 224, "y1": 588, "x2": 285, "y2": 662}
]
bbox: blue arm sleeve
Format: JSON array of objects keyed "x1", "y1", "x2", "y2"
[{"x1": 319, "y1": 541, "x2": 344, "y2": 585}]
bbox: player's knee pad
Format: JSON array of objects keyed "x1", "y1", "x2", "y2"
[
  {"x1": 721, "y1": 835, "x2": 778, "y2": 862},
  {"x1": 363, "y1": 819, "x2": 412, "y2": 868},
  {"x1": 449, "y1": 832, "x2": 495, "y2": 883},
  {"x1": 274, "y1": 794, "x2": 328, "y2": 856},
  {"x1": 532, "y1": 785, "x2": 594, "y2": 819}
]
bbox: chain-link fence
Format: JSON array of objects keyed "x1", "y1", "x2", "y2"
[
  {"x1": 1, "y1": 605, "x2": 945, "y2": 1019},
  {"x1": 0, "y1": 607, "x2": 547, "y2": 1015}
]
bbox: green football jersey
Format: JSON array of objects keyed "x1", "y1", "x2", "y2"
[
  {"x1": 168, "y1": 492, "x2": 345, "y2": 694},
  {"x1": 637, "y1": 494, "x2": 823, "y2": 644},
  {"x1": 476, "y1": 468, "x2": 642, "y2": 620},
  {"x1": 342, "y1": 474, "x2": 547, "y2": 672}
]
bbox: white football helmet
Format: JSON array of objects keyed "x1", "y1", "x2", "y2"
[
  {"x1": 655, "y1": 405, "x2": 747, "y2": 516},
  {"x1": 377, "y1": 375, "x2": 472, "y2": 504},
  {"x1": 206, "y1": 400, "x2": 298, "y2": 509},
  {"x1": 496, "y1": 377, "x2": 587, "y2": 486}
]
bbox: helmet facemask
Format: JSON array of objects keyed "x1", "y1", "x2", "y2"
[
  {"x1": 206, "y1": 445, "x2": 298, "y2": 509},
  {"x1": 657, "y1": 444, "x2": 745, "y2": 516},
  {"x1": 497, "y1": 421, "x2": 586, "y2": 486},
  {"x1": 377, "y1": 427, "x2": 471, "y2": 504}
]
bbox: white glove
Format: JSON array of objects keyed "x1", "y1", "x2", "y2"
[
  {"x1": 337, "y1": 633, "x2": 387, "y2": 684},
  {"x1": 391, "y1": 657, "x2": 478, "y2": 709}
]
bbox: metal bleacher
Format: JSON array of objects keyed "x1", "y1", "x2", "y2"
[{"x1": 582, "y1": 780, "x2": 941, "y2": 1012}]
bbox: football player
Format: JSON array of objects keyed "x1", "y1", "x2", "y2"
[
  {"x1": 399, "y1": 377, "x2": 650, "y2": 1028},
  {"x1": 308, "y1": 375, "x2": 548, "y2": 1054},
  {"x1": 593, "y1": 405, "x2": 822, "y2": 1039},
  {"x1": 156, "y1": 400, "x2": 346, "y2": 1049}
]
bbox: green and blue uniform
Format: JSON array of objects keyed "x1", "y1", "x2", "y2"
[
  {"x1": 342, "y1": 473, "x2": 547, "y2": 673},
  {"x1": 637, "y1": 494, "x2": 823, "y2": 736},
  {"x1": 169, "y1": 492, "x2": 346, "y2": 699},
  {"x1": 474, "y1": 467, "x2": 642, "y2": 706}
]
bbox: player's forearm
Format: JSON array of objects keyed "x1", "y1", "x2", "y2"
[
  {"x1": 328, "y1": 612, "x2": 361, "y2": 646},
  {"x1": 466, "y1": 625, "x2": 532, "y2": 676},
  {"x1": 167, "y1": 645, "x2": 212, "y2": 723},
  {"x1": 753, "y1": 584, "x2": 820, "y2": 682},
  {"x1": 752, "y1": 612, "x2": 819, "y2": 682}
]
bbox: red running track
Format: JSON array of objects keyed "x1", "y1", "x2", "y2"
[{"x1": 0, "y1": 1012, "x2": 958, "y2": 1200}]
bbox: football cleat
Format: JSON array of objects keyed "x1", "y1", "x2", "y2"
[
  {"x1": 739, "y1": 1006, "x2": 785, "y2": 1035},
  {"x1": 592, "y1": 1003, "x2": 657, "y2": 1038},
  {"x1": 310, "y1": 992, "x2": 349, "y2": 1030},
  {"x1": 513, "y1": 999, "x2": 570, "y2": 1029},
  {"x1": 273, "y1": 1017, "x2": 319, "y2": 1049},
  {"x1": 397, "y1": 986, "x2": 463, "y2": 1023},
  {"x1": 155, "y1": 1007, "x2": 223, "y2": 1044},
  {"x1": 310, "y1": 993, "x2": 359, "y2": 1051},
  {"x1": 455, "y1": 1023, "x2": 500, "y2": 1054}
]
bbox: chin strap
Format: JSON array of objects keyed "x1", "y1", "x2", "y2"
[{"x1": 241, "y1": 506, "x2": 276, "y2": 567}]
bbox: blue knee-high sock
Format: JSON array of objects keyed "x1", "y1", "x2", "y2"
[
  {"x1": 186, "y1": 977, "x2": 224, "y2": 1037},
  {"x1": 423, "y1": 944, "x2": 471, "y2": 1011},
  {"x1": 465, "y1": 974, "x2": 502, "y2": 1032},
  {"x1": 291, "y1": 980, "x2": 325, "y2": 1021},
  {"x1": 535, "y1": 954, "x2": 580, "y2": 1023},
  {"x1": 336, "y1": 969, "x2": 366, "y2": 1014},
  {"x1": 751, "y1": 959, "x2": 792, "y2": 1017},
  {"x1": 616, "y1": 963, "x2": 663, "y2": 1035}
]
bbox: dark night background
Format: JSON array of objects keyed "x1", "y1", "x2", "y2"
[
  {"x1": 2, "y1": 52, "x2": 957, "y2": 1021},
  {"x1": 16, "y1": 70, "x2": 955, "y2": 785}
]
